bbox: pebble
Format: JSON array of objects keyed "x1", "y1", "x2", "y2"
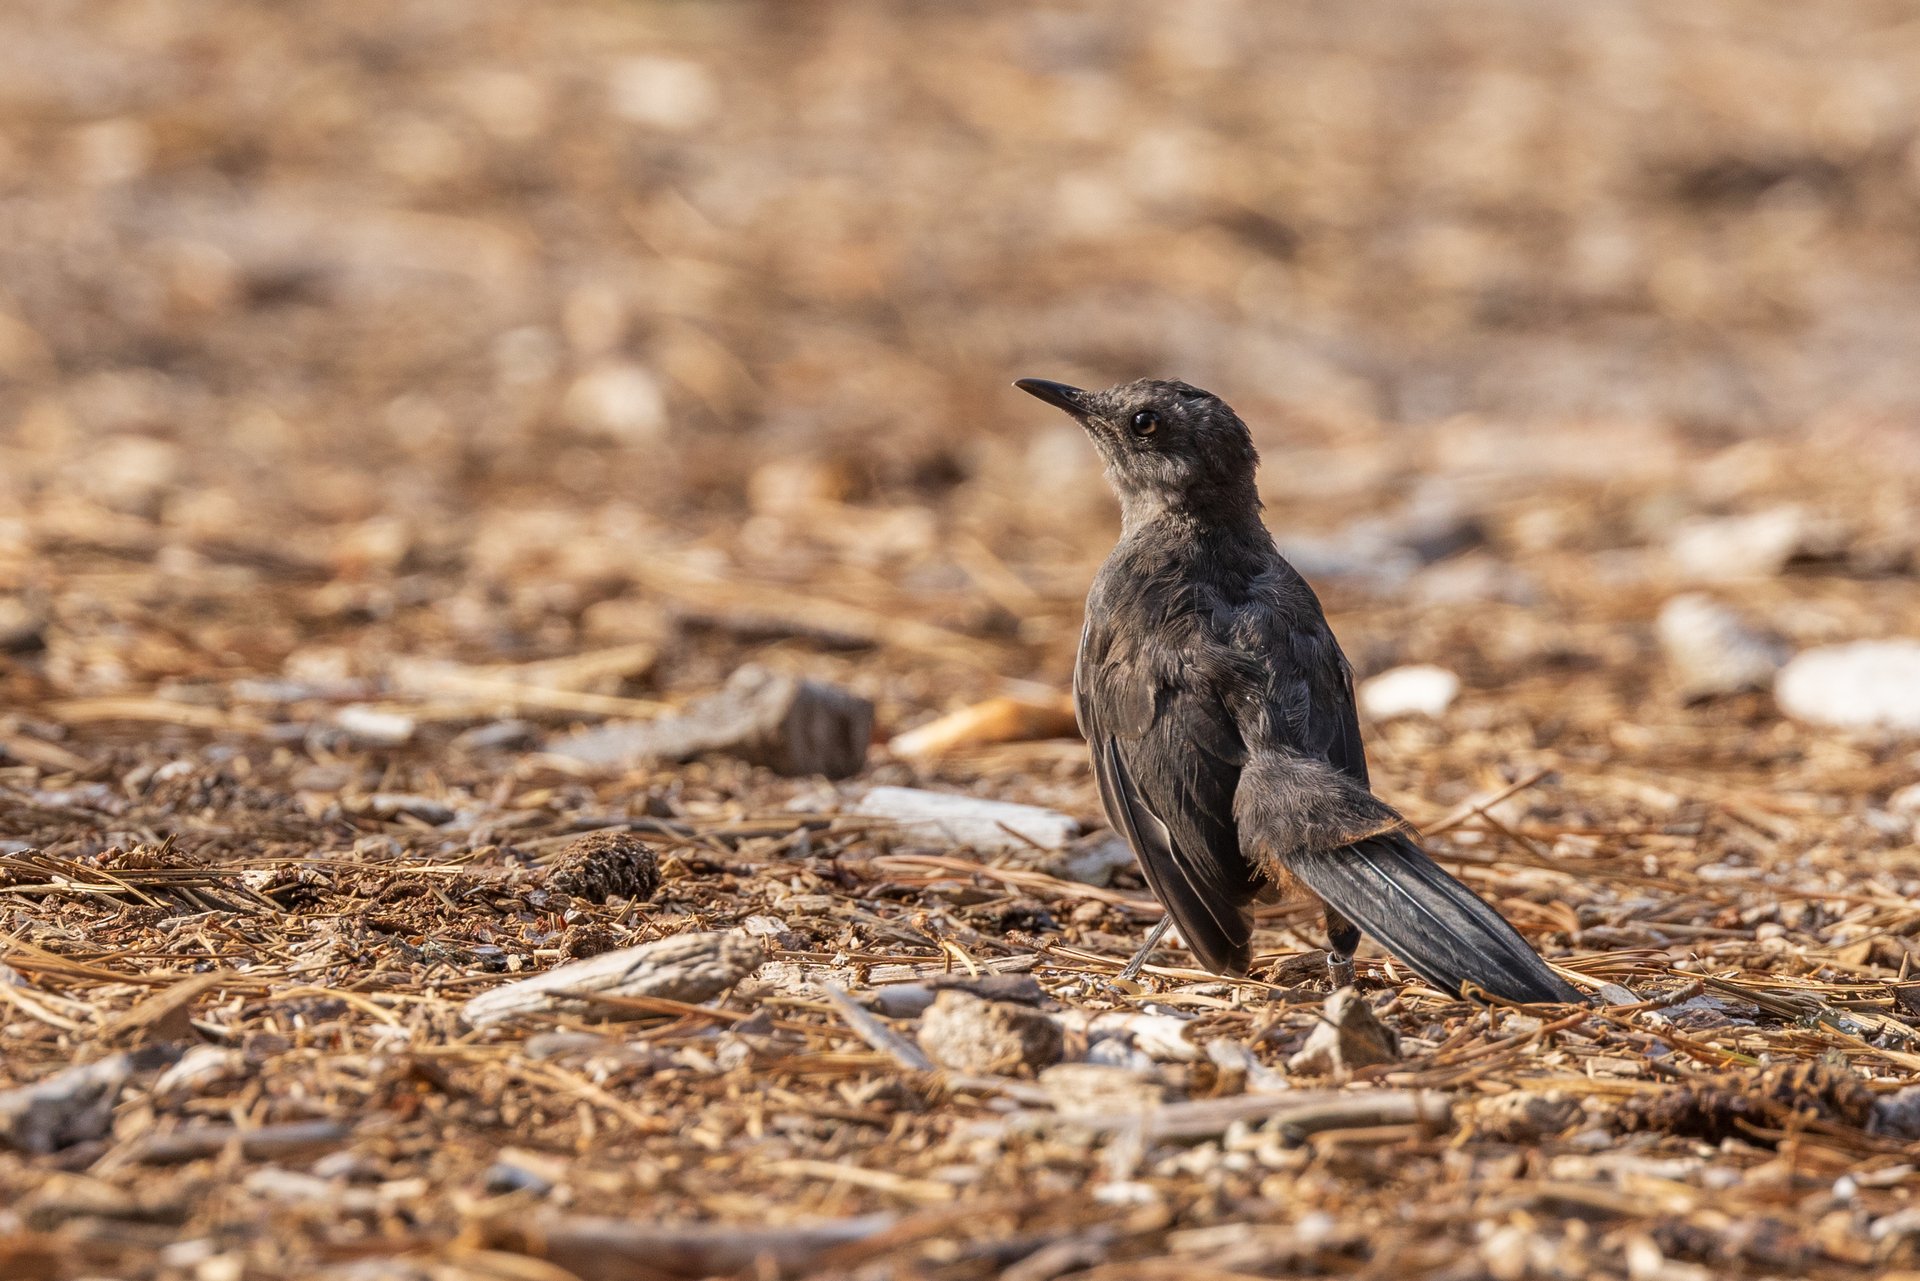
[
  {"x1": 1669, "y1": 506, "x2": 1810, "y2": 580},
  {"x1": 1463, "y1": 1090, "x2": 1583, "y2": 1143},
  {"x1": 1655, "y1": 593, "x2": 1788, "y2": 699},
  {"x1": 484, "y1": 1157, "x2": 555, "y2": 1196},
  {"x1": 1286, "y1": 987, "x2": 1402, "y2": 1076},
  {"x1": 1411, "y1": 556, "x2": 1541, "y2": 606},
  {"x1": 1038, "y1": 836, "x2": 1136, "y2": 887},
  {"x1": 453, "y1": 720, "x2": 540, "y2": 752},
  {"x1": 0, "y1": 597, "x2": 45, "y2": 653},
  {"x1": 1871, "y1": 1085, "x2": 1920, "y2": 1140},
  {"x1": 1038, "y1": 1063, "x2": 1168, "y2": 1117},
  {"x1": 1775, "y1": 640, "x2": 1920, "y2": 733},
  {"x1": 561, "y1": 361, "x2": 667, "y2": 442},
  {"x1": 1358, "y1": 664, "x2": 1461, "y2": 720},
  {"x1": 333, "y1": 706, "x2": 416, "y2": 749},
  {"x1": 151, "y1": 1046, "x2": 246, "y2": 1099},
  {"x1": 353, "y1": 793, "x2": 456, "y2": 825},
  {"x1": 915, "y1": 991, "x2": 1063, "y2": 1074},
  {"x1": 609, "y1": 56, "x2": 718, "y2": 130}
]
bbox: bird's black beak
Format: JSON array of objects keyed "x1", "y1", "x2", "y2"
[{"x1": 1014, "y1": 378, "x2": 1089, "y2": 416}]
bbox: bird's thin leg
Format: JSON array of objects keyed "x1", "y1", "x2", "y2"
[
  {"x1": 1325, "y1": 908, "x2": 1361, "y2": 989},
  {"x1": 1117, "y1": 917, "x2": 1174, "y2": 982}
]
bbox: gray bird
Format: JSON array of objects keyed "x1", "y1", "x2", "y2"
[{"x1": 1016, "y1": 375, "x2": 1578, "y2": 1003}]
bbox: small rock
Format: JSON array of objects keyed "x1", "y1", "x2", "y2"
[
  {"x1": 1655, "y1": 594, "x2": 1789, "y2": 699},
  {"x1": 454, "y1": 720, "x2": 540, "y2": 752},
  {"x1": 1038, "y1": 836, "x2": 1136, "y2": 887},
  {"x1": 484, "y1": 1156, "x2": 556, "y2": 1196},
  {"x1": 545, "y1": 830, "x2": 660, "y2": 904},
  {"x1": 1358, "y1": 665, "x2": 1461, "y2": 720},
  {"x1": 0, "y1": 1054, "x2": 136, "y2": 1154},
  {"x1": 854, "y1": 786, "x2": 1081, "y2": 852},
  {"x1": 609, "y1": 56, "x2": 718, "y2": 130},
  {"x1": 1375, "y1": 499, "x2": 1484, "y2": 564},
  {"x1": 310, "y1": 1150, "x2": 383, "y2": 1182},
  {"x1": 916, "y1": 991, "x2": 1063, "y2": 1075},
  {"x1": 1286, "y1": 987, "x2": 1402, "y2": 1076},
  {"x1": 0, "y1": 597, "x2": 46, "y2": 653},
  {"x1": 151, "y1": 1046, "x2": 246, "y2": 1100},
  {"x1": 1410, "y1": 556, "x2": 1540, "y2": 606},
  {"x1": 1887, "y1": 783, "x2": 1920, "y2": 816},
  {"x1": 522, "y1": 1031, "x2": 618, "y2": 1061},
  {"x1": 334, "y1": 706, "x2": 416, "y2": 749},
  {"x1": 870, "y1": 984, "x2": 936, "y2": 1019},
  {"x1": 546, "y1": 666, "x2": 872, "y2": 779},
  {"x1": 1038, "y1": 1063, "x2": 1168, "y2": 1118},
  {"x1": 562, "y1": 361, "x2": 667, "y2": 442},
  {"x1": 1278, "y1": 534, "x2": 1416, "y2": 590},
  {"x1": 352, "y1": 793, "x2": 456, "y2": 825},
  {"x1": 1670, "y1": 506, "x2": 1814, "y2": 581},
  {"x1": 1871, "y1": 1086, "x2": 1920, "y2": 1141},
  {"x1": 1481, "y1": 1223, "x2": 1539, "y2": 1281},
  {"x1": 741, "y1": 914, "x2": 803, "y2": 949},
  {"x1": 1064, "y1": 1009, "x2": 1201, "y2": 1063},
  {"x1": 1776, "y1": 641, "x2": 1920, "y2": 733},
  {"x1": 1465, "y1": 1090, "x2": 1583, "y2": 1143},
  {"x1": 870, "y1": 974, "x2": 1045, "y2": 1019}
]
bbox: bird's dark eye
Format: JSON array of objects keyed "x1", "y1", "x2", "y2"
[{"x1": 1131, "y1": 409, "x2": 1159, "y2": 437}]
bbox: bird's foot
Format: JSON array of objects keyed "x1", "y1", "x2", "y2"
[
  {"x1": 1110, "y1": 917, "x2": 1174, "y2": 991},
  {"x1": 1326, "y1": 953, "x2": 1357, "y2": 990}
]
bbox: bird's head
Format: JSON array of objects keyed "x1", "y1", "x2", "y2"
[{"x1": 1015, "y1": 376, "x2": 1261, "y2": 527}]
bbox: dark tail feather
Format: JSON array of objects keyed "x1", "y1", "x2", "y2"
[{"x1": 1285, "y1": 832, "x2": 1581, "y2": 1003}]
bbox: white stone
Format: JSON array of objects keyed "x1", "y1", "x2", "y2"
[
  {"x1": 1775, "y1": 640, "x2": 1920, "y2": 733},
  {"x1": 609, "y1": 57, "x2": 718, "y2": 130},
  {"x1": 853, "y1": 786, "x2": 1081, "y2": 852},
  {"x1": 562, "y1": 362, "x2": 667, "y2": 442},
  {"x1": 1041, "y1": 837, "x2": 1136, "y2": 887},
  {"x1": 1358, "y1": 665, "x2": 1460, "y2": 720},
  {"x1": 1888, "y1": 783, "x2": 1920, "y2": 815},
  {"x1": 334, "y1": 705, "x2": 416, "y2": 748},
  {"x1": 1669, "y1": 507, "x2": 1808, "y2": 581},
  {"x1": 1655, "y1": 593, "x2": 1788, "y2": 698}
]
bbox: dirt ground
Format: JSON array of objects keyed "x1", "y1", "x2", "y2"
[{"x1": 7, "y1": 2, "x2": 1920, "y2": 1278}]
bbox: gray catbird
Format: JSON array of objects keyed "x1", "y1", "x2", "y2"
[{"x1": 1017, "y1": 375, "x2": 1578, "y2": 1003}]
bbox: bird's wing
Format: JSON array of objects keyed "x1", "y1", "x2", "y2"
[
  {"x1": 1077, "y1": 611, "x2": 1258, "y2": 975},
  {"x1": 1262, "y1": 598, "x2": 1369, "y2": 785}
]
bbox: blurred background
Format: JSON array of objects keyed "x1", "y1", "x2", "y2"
[{"x1": 4, "y1": 0, "x2": 1920, "y2": 751}]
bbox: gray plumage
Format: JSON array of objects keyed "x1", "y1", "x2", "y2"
[{"x1": 1016, "y1": 375, "x2": 1578, "y2": 1004}]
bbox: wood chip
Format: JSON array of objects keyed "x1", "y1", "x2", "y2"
[
  {"x1": 545, "y1": 665, "x2": 873, "y2": 778},
  {"x1": 462, "y1": 932, "x2": 763, "y2": 1027},
  {"x1": 888, "y1": 694, "x2": 1079, "y2": 758},
  {"x1": 480, "y1": 1210, "x2": 898, "y2": 1280}
]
